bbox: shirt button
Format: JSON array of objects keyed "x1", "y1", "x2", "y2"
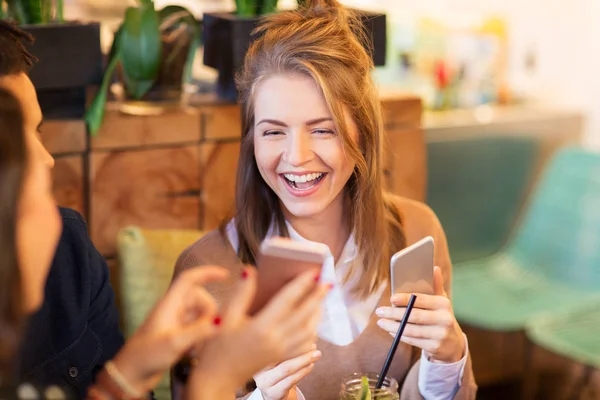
[{"x1": 68, "y1": 366, "x2": 78, "y2": 378}]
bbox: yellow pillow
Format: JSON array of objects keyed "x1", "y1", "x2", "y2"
[{"x1": 116, "y1": 226, "x2": 205, "y2": 400}]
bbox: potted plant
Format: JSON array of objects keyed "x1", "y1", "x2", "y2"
[
  {"x1": 203, "y1": 0, "x2": 386, "y2": 101},
  {"x1": 1, "y1": 0, "x2": 103, "y2": 118},
  {"x1": 84, "y1": 1, "x2": 200, "y2": 135}
]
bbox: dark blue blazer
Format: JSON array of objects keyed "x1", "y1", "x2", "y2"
[{"x1": 17, "y1": 208, "x2": 124, "y2": 399}]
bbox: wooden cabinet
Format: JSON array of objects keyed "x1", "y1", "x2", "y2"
[
  {"x1": 89, "y1": 145, "x2": 202, "y2": 255},
  {"x1": 45, "y1": 93, "x2": 424, "y2": 257},
  {"x1": 381, "y1": 93, "x2": 425, "y2": 201},
  {"x1": 200, "y1": 141, "x2": 241, "y2": 230}
]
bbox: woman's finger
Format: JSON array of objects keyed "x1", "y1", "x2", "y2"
[
  {"x1": 181, "y1": 285, "x2": 219, "y2": 325},
  {"x1": 259, "y1": 350, "x2": 320, "y2": 387},
  {"x1": 433, "y1": 266, "x2": 447, "y2": 297},
  {"x1": 223, "y1": 266, "x2": 257, "y2": 328},
  {"x1": 402, "y1": 323, "x2": 447, "y2": 340},
  {"x1": 375, "y1": 307, "x2": 453, "y2": 326},
  {"x1": 270, "y1": 363, "x2": 315, "y2": 395},
  {"x1": 282, "y1": 337, "x2": 318, "y2": 361},
  {"x1": 170, "y1": 317, "x2": 218, "y2": 356},
  {"x1": 283, "y1": 312, "x2": 321, "y2": 356},
  {"x1": 284, "y1": 283, "x2": 328, "y2": 333},
  {"x1": 163, "y1": 267, "x2": 229, "y2": 311},
  {"x1": 390, "y1": 292, "x2": 451, "y2": 311},
  {"x1": 400, "y1": 336, "x2": 439, "y2": 354},
  {"x1": 377, "y1": 318, "x2": 447, "y2": 340},
  {"x1": 258, "y1": 270, "x2": 319, "y2": 323},
  {"x1": 376, "y1": 317, "x2": 399, "y2": 335}
]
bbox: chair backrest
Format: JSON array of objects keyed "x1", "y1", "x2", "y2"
[
  {"x1": 117, "y1": 226, "x2": 205, "y2": 337},
  {"x1": 427, "y1": 136, "x2": 539, "y2": 262},
  {"x1": 508, "y1": 148, "x2": 600, "y2": 290},
  {"x1": 116, "y1": 226, "x2": 205, "y2": 400}
]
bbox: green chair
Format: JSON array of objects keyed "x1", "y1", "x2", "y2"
[
  {"x1": 117, "y1": 226, "x2": 205, "y2": 400},
  {"x1": 453, "y1": 147, "x2": 600, "y2": 331},
  {"x1": 427, "y1": 136, "x2": 538, "y2": 263},
  {"x1": 526, "y1": 301, "x2": 600, "y2": 398},
  {"x1": 527, "y1": 301, "x2": 600, "y2": 369}
]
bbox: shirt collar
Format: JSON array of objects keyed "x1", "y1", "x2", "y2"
[
  {"x1": 284, "y1": 221, "x2": 358, "y2": 264},
  {"x1": 227, "y1": 218, "x2": 359, "y2": 265}
]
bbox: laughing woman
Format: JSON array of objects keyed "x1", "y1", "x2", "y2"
[{"x1": 173, "y1": 0, "x2": 477, "y2": 399}]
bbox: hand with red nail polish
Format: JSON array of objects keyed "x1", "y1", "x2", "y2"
[
  {"x1": 185, "y1": 268, "x2": 329, "y2": 400},
  {"x1": 241, "y1": 269, "x2": 249, "y2": 280},
  {"x1": 108, "y1": 266, "x2": 229, "y2": 395}
]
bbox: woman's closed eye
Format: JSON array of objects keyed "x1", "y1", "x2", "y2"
[
  {"x1": 263, "y1": 130, "x2": 285, "y2": 137},
  {"x1": 312, "y1": 128, "x2": 335, "y2": 136},
  {"x1": 261, "y1": 128, "x2": 334, "y2": 137}
]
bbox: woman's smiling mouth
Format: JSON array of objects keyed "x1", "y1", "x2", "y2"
[{"x1": 280, "y1": 172, "x2": 327, "y2": 195}]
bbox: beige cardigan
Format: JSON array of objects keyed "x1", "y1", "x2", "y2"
[{"x1": 174, "y1": 196, "x2": 477, "y2": 399}]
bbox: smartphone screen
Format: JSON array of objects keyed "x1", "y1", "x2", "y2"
[{"x1": 390, "y1": 236, "x2": 434, "y2": 295}]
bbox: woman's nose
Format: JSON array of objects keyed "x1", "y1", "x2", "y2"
[
  {"x1": 34, "y1": 136, "x2": 55, "y2": 169},
  {"x1": 283, "y1": 132, "x2": 313, "y2": 166}
]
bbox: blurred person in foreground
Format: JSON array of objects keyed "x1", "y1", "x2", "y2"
[{"x1": 0, "y1": 87, "x2": 330, "y2": 399}]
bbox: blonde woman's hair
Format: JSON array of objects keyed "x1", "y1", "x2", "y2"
[{"x1": 231, "y1": 0, "x2": 406, "y2": 298}]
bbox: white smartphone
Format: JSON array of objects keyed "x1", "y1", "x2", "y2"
[
  {"x1": 250, "y1": 237, "x2": 330, "y2": 315},
  {"x1": 390, "y1": 236, "x2": 434, "y2": 295}
]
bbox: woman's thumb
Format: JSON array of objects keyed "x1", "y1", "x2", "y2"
[{"x1": 433, "y1": 266, "x2": 446, "y2": 297}]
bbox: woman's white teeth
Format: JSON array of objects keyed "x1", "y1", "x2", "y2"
[{"x1": 284, "y1": 173, "x2": 324, "y2": 183}]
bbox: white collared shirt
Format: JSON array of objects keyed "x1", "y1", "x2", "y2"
[{"x1": 227, "y1": 220, "x2": 468, "y2": 400}]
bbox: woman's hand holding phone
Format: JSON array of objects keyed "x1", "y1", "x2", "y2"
[
  {"x1": 186, "y1": 267, "x2": 330, "y2": 399},
  {"x1": 376, "y1": 266, "x2": 465, "y2": 363}
]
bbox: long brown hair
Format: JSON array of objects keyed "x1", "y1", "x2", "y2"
[
  {"x1": 0, "y1": 88, "x2": 27, "y2": 382},
  {"x1": 232, "y1": 0, "x2": 406, "y2": 298}
]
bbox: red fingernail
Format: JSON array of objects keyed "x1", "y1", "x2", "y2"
[
  {"x1": 213, "y1": 316, "x2": 222, "y2": 326},
  {"x1": 314, "y1": 274, "x2": 321, "y2": 283},
  {"x1": 241, "y1": 269, "x2": 248, "y2": 280}
]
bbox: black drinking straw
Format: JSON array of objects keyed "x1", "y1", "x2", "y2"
[{"x1": 376, "y1": 294, "x2": 417, "y2": 389}]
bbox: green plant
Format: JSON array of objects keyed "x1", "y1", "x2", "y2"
[
  {"x1": 3, "y1": 0, "x2": 64, "y2": 24},
  {"x1": 85, "y1": 0, "x2": 199, "y2": 135},
  {"x1": 235, "y1": 0, "x2": 279, "y2": 17}
]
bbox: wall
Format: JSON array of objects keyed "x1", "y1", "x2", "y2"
[
  {"x1": 338, "y1": 0, "x2": 600, "y2": 149},
  {"x1": 65, "y1": 0, "x2": 600, "y2": 148}
]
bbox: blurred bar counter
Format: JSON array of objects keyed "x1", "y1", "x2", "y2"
[
  {"x1": 425, "y1": 103, "x2": 585, "y2": 186},
  {"x1": 425, "y1": 104, "x2": 584, "y2": 139}
]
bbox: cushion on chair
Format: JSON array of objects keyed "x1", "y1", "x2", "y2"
[
  {"x1": 117, "y1": 226, "x2": 205, "y2": 400},
  {"x1": 453, "y1": 147, "x2": 600, "y2": 331},
  {"x1": 452, "y1": 253, "x2": 600, "y2": 330},
  {"x1": 526, "y1": 300, "x2": 600, "y2": 368}
]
